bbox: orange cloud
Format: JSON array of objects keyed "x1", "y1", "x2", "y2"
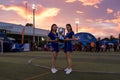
[
  {"x1": 95, "y1": 18, "x2": 120, "y2": 38},
  {"x1": 80, "y1": 17, "x2": 120, "y2": 38},
  {"x1": 10, "y1": 0, "x2": 15, "y2": 3},
  {"x1": 0, "y1": 4, "x2": 29, "y2": 19},
  {"x1": 78, "y1": 24, "x2": 119, "y2": 38},
  {"x1": 35, "y1": 7, "x2": 60, "y2": 28},
  {"x1": 95, "y1": 18, "x2": 104, "y2": 23},
  {"x1": 65, "y1": 0, "x2": 101, "y2": 8},
  {"x1": 111, "y1": 18, "x2": 120, "y2": 25},
  {"x1": 86, "y1": 19, "x2": 94, "y2": 23},
  {"x1": 105, "y1": 11, "x2": 120, "y2": 25},
  {"x1": 0, "y1": 4, "x2": 60, "y2": 29},
  {"x1": 76, "y1": 10, "x2": 84, "y2": 14},
  {"x1": 94, "y1": 5, "x2": 99, "y2": 8},
  {"x1": 78, "y1": 0, "x2": 102, "y2": 8},
  {"x1": 114, "y1": 11, "x2": 120, "y2": 18},
  {"x1": 107, "y1": 8, "x2": 113, "y2": 14},
  {"x1": 65, "y1": 0, "x2": 76, "y2": 2},
  {"x1": 78, "y1": 26, "x2": 102, "y2": 37}
]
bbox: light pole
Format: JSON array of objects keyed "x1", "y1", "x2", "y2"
[
  {"x1": 32, "y1": 4, "x2": 36, "y2": 50},
  {"x1": 75, "y1": 18, "x2": 80, "y2": 34}
]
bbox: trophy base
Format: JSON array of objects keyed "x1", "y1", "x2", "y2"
[{"x1": 59, "y1": 39, "x2": 64, "y2": 42}]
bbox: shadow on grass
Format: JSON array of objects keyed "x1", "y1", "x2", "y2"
[{"x1": 34, "y1": 70, "x2": 120, "y2": 80}]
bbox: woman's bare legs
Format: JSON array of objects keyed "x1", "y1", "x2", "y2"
[
  {"x1": 51, "y1": 52, "x2": 58, "y2": 73},
  {"x1": 52, "y1": 52, "x2": 58, "y2": 68},
  {"x1": 65, "y1": 51, "x2": 72, "y2": 74},
  {"x1": 66, "y1": 52, "x2": 72, "y2": 68}
]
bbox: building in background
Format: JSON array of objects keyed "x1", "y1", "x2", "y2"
[{"x1": 0, "y1": 22, "x2": 49, "y2": 46}]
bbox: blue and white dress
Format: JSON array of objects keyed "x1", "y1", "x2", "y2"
[{"x1": 64, "y1": 31, "x2": 74, "y2": 53}]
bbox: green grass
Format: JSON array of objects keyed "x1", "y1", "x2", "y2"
[
  {"x1": 0, "y1": 62, "x2": 49, "y2": 80},
  {"x1": 0, "y1": 51, "x2": 120, "y2": 80},
  {"x1": 34, "y1": 71, "x2": 120, "y2": 80}
]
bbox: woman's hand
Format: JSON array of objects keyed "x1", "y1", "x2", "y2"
[
  {"x1": 54, "y1": 39, "x2": 59, "y2": 42},
  {"x1": 47, "y1": 37, "x2": 59, "y2": 42},
  {"x1": 75, "y1": 37, "x2": 80, "y2": 40}
]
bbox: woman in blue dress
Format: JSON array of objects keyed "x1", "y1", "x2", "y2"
[
  {"x1": 64, "y1": 24, "x2": 77, "y2": 74},
  {"x1": 47, "y1": 24, "x2": 59, "y2": 74}
]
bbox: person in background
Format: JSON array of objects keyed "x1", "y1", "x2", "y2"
[
  {"x1": 47, "y1": 24, "x2": 59, "y2": 74},
  {"x1": 64, "y1": 24, "x2": 78, "y2": 74},
  {"x1": 119, "y1": 41, "x2": 120, "y2": 51},
  {"x1": 90, "y1": 41, "x2": 95, "y2": 52}
]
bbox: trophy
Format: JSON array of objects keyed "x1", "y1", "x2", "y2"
[{"x1": 58, "y1": 27, "x2": 65, "y2": 42}]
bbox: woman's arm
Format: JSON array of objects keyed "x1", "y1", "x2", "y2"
[
  {"x1": 47, "y1": 37, "x2": 58, "y2": 42},
  {"x1": 64, "y1": 35, "x2": 79, "y2": 41}
]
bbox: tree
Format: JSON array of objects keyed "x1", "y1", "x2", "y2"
[{"x1": 25, "y1": 23, "x2": 33, "y2": 27}]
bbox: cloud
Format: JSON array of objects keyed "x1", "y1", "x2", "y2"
[
  {"x1": 65, "y1": 0, "x2": 76, "y2": 3},
  {"x1": 95, "y1": 16, "x2": 120, "y2": 38},
  {"x1": 86, "y1": 19, "x2": 94, "y2": 23},
  {"x1": 78, "y1": 25, "x2": 105, "y2": 37},
  {"x1": 10, "y1": 0, "x2": 15, "y2": 3},
  {"x1": 114, "y1": 11, "x2": 120, "y2": 18},
  {"x1": 105, "y1": 11, "x2": 120, "y2": 25},
  {"x1": 0, "y1": 4, "x2": 60, "y2": 28},
  {"x1": 36, "y1": 7, "x2": 60, "y2": 26},
  {"x1": 78, "y1": 0, "x2": 102, "y2": 6},
  {"x1": 78, "y1": 0, "x2": 102, "y2": 8},
  {"x1": 0, "y1": 4, "x2": 60, "y2": 18},
  {"x1": 110, "y1": 18, "x2": 120, "y2": 25},
  {"x1": 78, "y1": 24, "x2": 119, "y2": 38},
  {"x1": 0, "y1": 4, "x2": 28, "y2": 18},
  {"x1": 65, "y1": 0, "x2": 102, "y2": 8},
  {"x1": 107, "y1": 8, "x2": 113, "y2": 14},
  {"x1": 95, "y1": 18, "x2": 104, "y2": 23},
  {"x1": 22, "y1": 1, "x2": 27, "y2": 5},
  {"x1": 94, "y1": 5, "x2": 99, "y2": 8},
  {"x1": 80, "y1": 17, "x2": 120, "y2": 38},
  {"x1": 76, "y1": 10, "x2": 84, "y2": 14}
]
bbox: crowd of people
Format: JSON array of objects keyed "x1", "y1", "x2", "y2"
[
  {"x1": 73, "y1": 41, "x2": 120, "y2": 52},
  {"x1": 43, "y1": 40, "x2": 120, "y2": 52}
]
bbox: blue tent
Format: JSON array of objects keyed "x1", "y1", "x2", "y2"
[
  {"x1": 99, "y1": 39, "x2": 110, "y2": 45},
  {"x1": 99, "y1": 39, "x2": 119, "y2": 45},
  {"x1": 74, "y1": 32, "x2": 97, "y2": 46},
  {"x1": 111, "y1": 39, "x2": 119, "y2": 45},
  {"x1": 0, "y1": 32, "x2": 13, "y2": 52},
  {"x1": 0, "y1": 32, "x2": 9, "y2": 41}
]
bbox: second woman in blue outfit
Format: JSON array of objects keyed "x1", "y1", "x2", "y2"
[{"x1": 64, "y1": 24, "x2": 77, "y2": 74}]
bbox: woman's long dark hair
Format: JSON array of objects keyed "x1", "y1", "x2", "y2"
[
  {"x1": 51, "y1": 24, "x2": 57, "y2": 32},
  {"x1": 66, "y1": 24, "x2": 73, "y2": 31}
]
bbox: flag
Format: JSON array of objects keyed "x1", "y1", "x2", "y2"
[{"x1": 21, "y1": 28, "x2": 25, "y2": 44}]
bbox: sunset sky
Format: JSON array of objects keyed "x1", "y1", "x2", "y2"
[{"x1": 0, "y1": 0, "x2": 120, "y2": 38}]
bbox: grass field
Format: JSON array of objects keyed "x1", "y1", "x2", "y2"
[{"x1": 0, "y1": 51, "x2": 120, "y2": 80}]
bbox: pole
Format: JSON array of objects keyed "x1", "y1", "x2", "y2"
[
  {"x1": 75, "y1": 18, "x2": 79, "y2": 34},
  {"x1": 33, "y1": 9, "x2": 35, "y2": 44},
  {"x1": 76, "y1": 23, "x2": 78, "y2": 34},
  {"x1": 32, "y1": 4, "x2": 36, "y2": 50},
  {"x1": 21, "y1": 1, "x2": 27, "y2": 44},
  {"x1": 21, "y1": 28, "x2": 25, "y2": 44}
]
